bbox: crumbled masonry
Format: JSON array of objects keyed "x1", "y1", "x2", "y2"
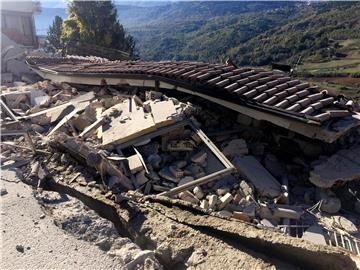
[{"x1": 2, "y1": 57, "x2": 360, "y2": 268}]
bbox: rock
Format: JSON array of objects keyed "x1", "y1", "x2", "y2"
[
  {"x1": 16, "y1": 245, "x2": 24, "y2": 253},
  {"x1": 222, "y1": 139, "x2": 248, "y2": 158},
  {"x1": 135, "y1": 171, "x2": 149, "y2": 187},
  {"x1": 208, "y1": 195, "x2": 218, "y2": 210},
  {"x1": 218, "y1": 210, "x2": 233, "y2": 218},
  {"x1": 159, "y1": 167, "x2": 179, "y2": 183},
  {"x1": 186, "y1": 249, "x2": 207, "y2": 267},
  {"x1": 186, "y1": 164, "x2": 205, "y2": 178},
  {"x1": 309, "y1": 146, "x2": 360, "y2": 188},
  {"x1": 169, "y1": 165, "x2": 184, "y2": 178},
  {"x1": 218, "y1": 193, "x2": 234, "y2": 210},
  {"x1": 239, "y1": 180, "x2": 253, "y2": 197},
  {"x1": 147, "y1": 154, "x2": 162, "y2": 169},
  {"x1": 178, "y1": 176, "x2": 194, "y2": 186},
  {"x1": 200, "y1": 199, "x2": 209, "y2": 210},
  {"x1": 193, "y1": 186, "x2": 204, "y2": 200},
  {"x1": 0, "y1": 188, "x2": 8, "y2": 196},
  {"x1": 332, "y1": 216, "x2": 358, "y2": 234},
  {"x1": 178, "y1": 191, "x2": 200, "y2": 204},
  {"x1": 216, "y1": 187, "x2": 230, "y2": 196},
  {"x1": 39, "y1": 214, "x2": 45, "y2": 219},
  {"x1": 172, "y1": 160, "x2": 187, "y2": 169},
  {"x1": 232, "y1": 211, "x2": 251, "y2": 222},
  {"x1": 95, "y1": 238, "x2": 112, "y2": 251},
  {"x1": 317, "y1": 189, "x2": 341, "y2": 214},
  {"x1": 191, "y1": 151, "x2": 207, "y2": 165}
]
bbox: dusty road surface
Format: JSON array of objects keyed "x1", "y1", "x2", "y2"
[{"x1": 1, "y1": 169, "x2": 125, "y2": 270}]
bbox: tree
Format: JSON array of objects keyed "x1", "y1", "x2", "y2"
[
  {"x1": 61, "y1": 1, "x2": 135, "y2": 58},
  {"x1": 46, "y1": 16, "x2": 63, "y2": 53}
]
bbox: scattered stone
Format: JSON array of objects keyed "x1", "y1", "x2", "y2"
[
  {"x1": 178, "y1": 176, "x2": 194, "y2": 186},
  {"x1": 178, "y1": 191, "x2": 200, "y2": 204},
  {"x1": 193, "y1": 186, "x2": 204, "y2": 200},
  {"x1": 16, "y1": 245, "x2": 24, "y2": 253},
  {"x1": 200, "y1": 199, "x2": 209, "y2": 210},
  {"x1": 0, "y1": 188, "x2": 8, "y2": 196},
  {"x1": 332, "y1": 216, "x2": 358, "y2": 234},
  {"x1": 191, "y1": 151, "x2": 207, "y2": 165},
  {"x1": 95, "y1": 238, "x2": 112, "y2": 251},
  {"x1": 218, "y1": 193, "x2": 233, "y2": 210},
  {"x1": 159, "y1": 167, "x2": 179, "y2": 183},
  {"x1": 222, "y1": 139, "x2": 248, "y2": 158},
  {"x1": 218, "y1": 210, "x2": 233, "y2": 218},
  {"x1": 317, "y1": 189, "x2": 341, "y2": 214},
  {"x1": 39, "y1": 214, "x2": 45, "y2": 219},
  {"x1": 208, "y1": 195, "x2": 218, "y2": 210}
]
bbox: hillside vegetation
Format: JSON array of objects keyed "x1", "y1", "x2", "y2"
[{"x1": 118, "y1": 1, "x2": 360, "y2": 69}]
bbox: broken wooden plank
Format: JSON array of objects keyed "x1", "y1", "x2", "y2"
[
  {"x1": 47, "y1": 101, "x2": 90, "y2": 137},
  {"x1": 232, "y1": 155, "x2": 282, "y2": 198},
  {"x1": 79, "y1": 117, "x2": 105, "y2": 139},
  {"x1": 52, "y1": 133, "x2": 133, "y2": 190}
]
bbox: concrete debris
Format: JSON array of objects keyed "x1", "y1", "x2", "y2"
[
  {"x1": 233, "y1": 155, "x2": 282, "y2": 198},
  {"x1": 309, "y1": 146, "x2": 360, "y2": 188},
  {"x1": 2, "y1": 71, "x2": 360, "y2": 262}
]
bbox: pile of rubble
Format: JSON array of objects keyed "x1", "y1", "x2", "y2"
[{"x1": 2, "y1": 76, "x2": 360, "y2": 261}]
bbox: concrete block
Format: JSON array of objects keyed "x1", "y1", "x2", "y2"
[
  {"x1": 219, "y1": 193, "x2": 233, "y2": 210},
  {"x1": 127, "y1": 154, "x2": 143, "y2": 174},
  {"x1": 208, "y1": 195, "x2": 218, "y2": 210}
]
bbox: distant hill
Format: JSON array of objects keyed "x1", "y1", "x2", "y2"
[{"x1": 36, "y1": 1, "x2": 360, "y2": 68}]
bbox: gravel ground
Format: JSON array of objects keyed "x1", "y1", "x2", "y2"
[{"x1": 0, "y1": 169, "x2": 151, "y2": 270}]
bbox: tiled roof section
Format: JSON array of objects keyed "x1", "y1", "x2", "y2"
[{"x1": 26, "y1": 56, "x2": 357, "y2": 124}]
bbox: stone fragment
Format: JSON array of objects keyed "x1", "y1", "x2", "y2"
[
  {"x1": 135, "y1": 171, "x2": 149, "y2": 187},
  {"x1": 200, "y1": 200, "x2": 209, "y2": 210},
  {"x1": 218, "y1": 210, "x2": 233, "y2": 218},
  {"x1": 310, "y1": 146, "x2": 360, "y2": 188},
  {"x1": 317, "y1": 189, "x2": 341, "y2": 214},
  {"x1": 147, "y1": 154, "x2": 162, "y2": 169},
  {"x1": 169, "y1": 165, "x2": 184, "y2": 178},
  {"x1": 208, "y1": 195, "x2": 218, "y2": 210},
  {"x1": 172, "y1": 160, "x2": 187, "y2": 169},
  {"x1": 260, "y1": 219, "x2": 276, "y2": 228},
  {"x1": 178, "y1": 176, "x2": 194, "y2": 186},
  {"x1": 191, "y1": 151, "x2": 207, "y2": 165},
  {"x1": 219, "y1": 193, "x2": 234, "y2": 210},
  {"x1": 186, "y1": 164, "x2": 206, "y2": 178},
  {"x1": 16, "y1": 245, "x2": 24, "y2": 253},
  {"x1": 178, "y1": 191, "x2": 200, "y2": 204},
  {"x1": 239, "y1": 180, "x2": 253, "y2": 197},
  {"x1": 232, "y1": 211, "x2": 251, "y2": 222},
  {"x1": 127, "y1": 154, "x2": 143, "y2": 174},
  {"x1": 302, "y1": 225, "x2": 327, "y2": 245},
  {"x1": 0, "y1": 188, "x2": 8, "y2": 196},
  {"x1": 233, "y1": 156, "x2": 281, "y2": 198},
  {"x1": 193, "y1": 186, "x2": 204, "y2": 200},
  {"x1": 159, "y1": 167, "x2": 179, "y2": 183},
  {"x1": 332, "y1": 216, "x2": 358, "y2": 234},
  {"x1": 216, "y1": 187, "x2": 230, "y2": 196},
  {"x1": 222, "y1": 139, "x2": 248, "y2": 158}
]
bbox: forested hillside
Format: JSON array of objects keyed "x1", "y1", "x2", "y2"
[{"x1": 117, "y1": 1, "x2": 360, "y2": 67}]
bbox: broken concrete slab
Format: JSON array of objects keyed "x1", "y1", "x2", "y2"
[
  {"x1": 233, "y1": 155, "x2": 282, "y2": 198},
  {"x1": 150, "y1": 100, "x2": 178, "y2": 127},
  {"x1": 222, "y1": 139, "x2": 248, "y2": 158},
  {"x1": 310, "y1": 146, "x2": 360, "y2": 188}
]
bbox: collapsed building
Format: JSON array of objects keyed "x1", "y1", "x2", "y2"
[{"x1": 1, "y1": 55, "x2": 360, "y2": 269}]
